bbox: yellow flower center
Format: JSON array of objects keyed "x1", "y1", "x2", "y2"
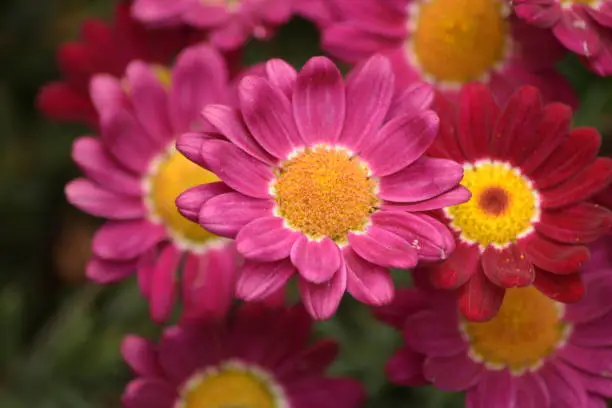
[
  {"x1": 560, "y1": 0, "x2": 596, "y2": 5},
  {"x1": 148, "y1": 149, "x2": 220, "y2": 246},
  {"x1": 463, "y1": 287, "x2": 569, "y2": 372},
  {"x1": 180, "y1": 364, "x2": 283, "y2": 408},
  {"x1": 409, "y1": 0, "x2": 509, "y2": 85},
  {"x1": 445, "y1": 161, "x2": 539, "y2": 248},
  {"x1": 271, "y1": 146, "x2": 379, "y2": 243}
]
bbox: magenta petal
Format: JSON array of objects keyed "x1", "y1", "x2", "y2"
[
  {"x1": 348, "y1": 226, "x2": 418, "y2": 269},
  {"x1": 176, "y1": 182, "x2": 231, "y2": 223},
  {"x1": 86, "y1": 257, "x2": 136, "y2": 283},
  {"x1": 170, "y1": 44, "x2": 228, "y2": 132},
  {"x1": 71, "y1": 136, "x2": 142, "y2": 197},
  {"x1": 199, "y1": 192, "x2": 274, "y2": 238},
  {"x1": 149, "y1": 245, "x2": 182, "y2": 323},
  {"x1": 339, "y1": 54, "x2": 394, "y2": 150},
  {"x1": 378, "y1": 157, "x2": 464, "y2": 203},
  {"x1": 514, "y1": 373, "x2": 551, "y2": 408},
  {"x1": 202, "y1": 104, "x2": 274, "y2": 164},
  {"x1": 200, "y1": 139, "x2": 273, "y2": 199},
  {"x1": 383, "y1": 186, "x2": 471, "y2": 212},
  {"x1": 467, "y1": 371, "x2": 516, "y2": 408},
  {"x1": 92, "y1": 220, "x2": 166, "y2": 261},
  {"x1": 385, "y1": 346, "x2": 428, "y2": 386},
  {"x1": 290, "y1": 235, "x2": 341, "y2": 284},
  {"x1": 387, "y1": 82, "x2": 434, "y2": 120},
  {"x1": 236, "y1": 258, "x2": 295, "y2": 301},
  {"x1": 121, "y1": 335, "x2": 163, "y2": 377},
  {"x1": 181, "y1": 245, "x2": 237, "y2": 322},
  {"x1": 176, "y1": 132, "x2": 206, "y2": 166},
  {"x1": 570, "y1": 311, "x2": 612, "y2": 347},
  {"x1": 293, "y1": 56, "x2": 345, "y2": 144},
  {"x1": 236, "y1": 217, "x2": 299, "y2": 262},
  {"x1": 66, "y1": 178, "x2": 145, "y2": 219},
  {"x1": 423, "y1": 353, "x2": 483, "y2": 391},
  {"x1": 362, "y1": 110, "x2": 439, "y2": 177},
  {"x1": 90, "y1": 74, "x2": 125, "y2": 123},
  {"x1": 344, "y1": 247, "x2": 394, "y2": 305},
  {"x1": 265, "y1": 58, "x2": 297, "y2": 98},
  {"x1": 121, "y1": 378, "x2": 177, "y2": 408},
  {"x1": 239, "y1": 75, "x2": 302, "y2": 158},
  {"x1": 552, "y1": 9, "x2": 601, "y2": 56},
  {"x1": 131, "y1": 0, "x2": 189, "y2": 22},
  {"x1": 403, "y1": 309, "x2": 465, "y2": 357},
  {"x1": 539, "y1": 361, "x2": 588, "y2": 408},
  {"x1": 298, "y1": 265, "x2": 347, "y2": 320}
]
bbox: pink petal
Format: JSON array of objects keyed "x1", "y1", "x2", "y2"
[
  {"x1": 121, "y1": 379, "x2": 177, "y2": 408},
  {"x1": 553, "y1": 8, "x2": 601, "y2": 56},
  {"x1": 362, "y1": 110, "x2": 439, "y2": 177},
  {"x1": 338, "y1": 54, "x2": 395, "y2": 150},
  {"x1": 149, "y1": 244, "x2": 182, "y2": 323},
  {"x1": 383, "y1": 186, "x2": 471, "y2": 212},
  {"x1": 239, "y1": 75, "x2": 302, "y2": 158},
  {"x1": 288, "y1": 378, "x2": 366, "y2": 408},
  {"x1": 322, "y1": 23, "x2": 401, "y2": 63},
  {"x1": 423, "y1": 352, "x2": 483, "y2": 391},
  {"x1": 403, "y1": 309, "x2": 466, "y2": 357},
  {"x1": 385, "y1": 347, "x2": 428, "y2": 386},
  {"x1": 236, "y1": 217, "x2": 299, "y2": 262},
  {"x1": 293, "y1": 56, "x2": 345, "y2": 144},
  {"x1": 378, "y1": 157, "x2": 464, "y2": 203},
  {"x1": 121, "y1": 335, "x2": 164, "y2": 377},
  {"x1": 348, "y1": 226, "x2": 418, "y2": 269},
  {"x1": 387, "y1": 82, "x2": 435, "y2": 120},
  {"x1": 66, "y1": 178, "x2": 145, "y2": 219},
  {"x1": 181, "y1": 244, "x2": 237, "y2": 322},
  {"x1": 200, "y1": 139, "x2": 273, "y2": 199},
  {"x1": 90, "y1": 74, "x2": 126, "y2": 123},
  {"x1": 290, "y1": 235, "x2": 341, "y2": 284},
  {"x1": 175, "y1": 132, "x2": 206, "y2": 166},
  {"x1": 265, "y1": 58, "x2": 297, "y2": 98},
  {"x1": 514, "y1": 373, "x2": 551, "y2": 408},
  {"x1": 426, "y1": 243, "x2": 481, "y2": 290},
  {"x1": 131, "y1": 0, "x2": 189, "y2": 22},
  {"x1": 539, "y1": 361, "x2": 588, "y2": 408},
  {"x1": 571, "y1": 311, "x2": 612, "y2": 347},
  {"x1": 236, "y1": 258, "x2": 296, "y2": 301},
  {"x1": 298, "y1": 265, "x2": 347, "y2": 320},
  {"x1": 170, "y1": 44, "x2": 228, "y2": 132},
  {"x1": 175, "y1": 182, "x2": 231, "y2": 223},
  {"x1": 183, "y1": 5, "x2": 231, "y2": 27},
  {"x1": 467, "y1": 371, "x2": 516, "y2": 408},
  {"x1": 565, "y1": 270, "x2": 612, "y2": 323},
  {"x1": 92, "y1": 220, "x2": 166, "y2": 261},
  {"x1": 344, "y1": 247, "x2": 394, "y2": 305},
  {"x1": 199, "y1": 192, "x2": 274, "y2": 238},
  {"x1": 86, "y1": 257, "x2": 136, "y2": 283}
]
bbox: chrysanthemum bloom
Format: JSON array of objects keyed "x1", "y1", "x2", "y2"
[
  {"x1": 131, "y1": 0, "x2": 292, "y2": 50},
  {"x1": 65, "y1": 44, "x2": 239, "y2": 323},
  {"x1": 513, "y1": 0, "x2": 612, "y2": 76},
  {"x1": 376, "y1": 255, "x2": 612, "y2": 408},
  {"x1": 121, "y1": 304, "x2": 366, "y2": 408},
  {"x1": 420, "y1": 82, "x2": 612, "y2": 321},
  {"x1": 37, "y1": 3, "x2": 187, "y2": 128},
  {"x1": 176, "y1": 54, "x2": 468, "y2": 320},
  {"x1": 322, "y1": 0, "x2": 577, "y2": 106}
]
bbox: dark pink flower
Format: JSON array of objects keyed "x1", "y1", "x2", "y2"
[{"x1": 121, "y1": 304, "x2": 366, "y2": 408}]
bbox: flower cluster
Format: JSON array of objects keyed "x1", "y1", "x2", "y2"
[{"x1": 39, "y1": 0, "x2": 612, "y2": 407}]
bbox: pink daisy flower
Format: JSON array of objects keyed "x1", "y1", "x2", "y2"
[
  {"x1": 37, "y1": 3, "x2": 188, "y2": 128},
  {"x1": 121, "y1": 303, "x2": 366, "y2": 408},
  {"x1": 131, "y1": 0, "x2": 292, "y2": 50},
  {"x1": 376, "y1": 250, "x2": 612, "y2": 407},
  {"x1": 176, "y1": 54, "x2": 469, "y2": 320},
  {"x1": 421, "y1": 83, "x2": 612, "y2": 321},
  {"x1": 65, "y1": 44, "x2": 240, "y2": 324},
  {"x1": 514, "y1": 0, "x2": 612, "y2": 76},
  {"x1": 322, "y1": 0, "x2": 577, "y2": 106}
]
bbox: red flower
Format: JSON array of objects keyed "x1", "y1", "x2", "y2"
[
  {"x1": 420, "y1": 83, "x2": 612, "y2": 322},
  {"x1": 37, "y1": 3, "x2": 189, "y2": 128}
]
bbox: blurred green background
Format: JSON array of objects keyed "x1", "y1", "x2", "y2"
[{"x1": 1, "y1": 1, "x2": 612, "y2": 407}]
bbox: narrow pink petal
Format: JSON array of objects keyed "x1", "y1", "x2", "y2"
[
  {"x1": 276, "y1": 340, "x2": 339, "y2": 379},
  {"x1": 121, "y1": 379, "x2": 177, "y2": 408},
  {"x1": 239, "y1": 75, "x2": 302, "y2": 158},
  {"x1": 378, "y1": 157, "x2": 464, "y2": 203},
  {"x1": 468, "y1": 371, "x2": 516, "y2": 408},
  {"x1": 137, "y1": 250, "x2": 156, "y2": 300},
  {"x1": 339, "y1": 54, "x2": 394, "y2": 150},
  {"x1": 290, "y1": 235, "x2": 341, "y2": 284},
  {"x1": 66, "y1": 178, "x2": 145, "y2": 219},
  {"x1": 265, "y1": 59, "x2": 297, "y2": 97},
  {"x1": 149, "y1": 244, "x2": 182, "y2": 323},
  {"x1": 125, "y1": 61, "x2": 173, "y2": 145},
  {"x1": 373, "y1": 289, "x2": 430, "y2": 329},
  {"x1": 131, "y1": 0, "x2": 189, "y2": 22},
  {"x1": 293, "y1": 56, "x2": 345, "y2": 144},
  {"x1": 402, "y1": 308, "x2": 465, "y2": 357},
  {"x1": 362, "y1": 110, "x2": 439, "y2": 177},
  {"x1": 121, "y1": 335, "x2": 163, "y2": 377},
  {"x1": 236, "y1": 259, "x2": 295, "y2": 301},
  {"x1": 571, "y1": 311, "x2": 612, "y2": 347},
  {"x1": 552, "y1": 8, "x2": 601, "y2": 56},
  {"x1": 387, "y1": 82, "x2": 435, "y2": 120},
  {"x1": 183, "y1": 5, "x2": 231, "y2": 27},
  {"x1": 514, "y1": 373, "x2": 551, "y2": 408},
  {"x1": 92, "y1": 220, "x2": 166, "y2": 261},
  {"x1": 71, "y1": 136, "x2": 142, "y2": 197},
  {"x1": 86, "y1": 257, "x2": 136, "y2": 283},
  {"x1": 344, "y1": 247, "x2": 394, "y2": 305},
  {"x1": 348, "y1": 226, "x2": 418, "y2": 269},
  {"x1": 539, "y1": 362, "x2": 588, "y2": 408},
  {"x1": 383, "y1": 186, "x2": 471, "y2": 212},
  {"x1": 564, "y1": 269, "x2": 612, "y2": 323},
  {"x1": 90, "y1": 74, "x2": 126, "y2": 123},
  {"x1": 170, "y1": 44, "x2": 228, "y2": 132},
  {"x1": 385, "y1": 347, "x2": 428, "y2": 386},
  {"x1": 423, "y1": 353, "x2": 483, "y2": 391},
  {"x1": 298, "y1": 265, "x2": 347, "y2": 320},
  {"x1": 199, "y1": 192, "x2": 274, "y2": 238},
  {"x1": 236, "y1": 217, "x2": 300, "y2": 262},
  {"x1": 200, "y1": 139, "x2": 273, "y2": 199},
  {"x1": 322, "y1": 23, "x2": 402, "y2": 63},
  {"x1": 514, "y1": 0, "x2": 561, "y2": 27},
  {"x1": 181, "y1": 244, "x2": 237, "y2": 322},
  {"x1": 176, "y1": 132, "x2": 207, "y2": 166},
  {"x1": 176, "y1": 182, "x2": 231, "y2": 223},
  {"x1": 202, "y1": 104, "x2": 274, "y2": 164}
]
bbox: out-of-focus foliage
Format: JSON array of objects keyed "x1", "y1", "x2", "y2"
[{"x1": 1, "y1": 0, "x2": 612, "y2": 407}]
